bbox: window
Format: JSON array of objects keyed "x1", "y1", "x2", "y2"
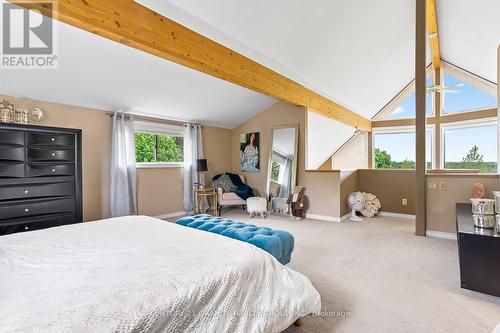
[
  {"x1": 443, "y1": 121, "x2": 497, "y2": 173},
  {"x1": 442, "y1": 73, "x2": 497, "y2": 114},
  {"x1": 386, "y1": 78, "x2": 433, "y2": 119},
  {"x1": 270, "y1": 152, "x2": 286, "y2": 184},
  {"x1": 134, "y1": 122, "x2": 184, "y2": 167},
  {"x1": 271, "y1": 160, "x2": 281, "y2": 182},
  {"x1": 374, "y1": 128, "x2": 432, "y2": 169}
]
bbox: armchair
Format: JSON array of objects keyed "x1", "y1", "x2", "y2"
[{"x1": 215, "y1": 174, "x2": 247, "y2": 215}]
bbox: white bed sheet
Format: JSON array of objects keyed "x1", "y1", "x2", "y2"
[{"x1": 0, "y1": 216, "x2": 320, "y2": 333}]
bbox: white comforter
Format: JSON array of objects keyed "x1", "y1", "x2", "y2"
[{"x1": 0, "y1": 216, "x2": 321, "y2": 333}]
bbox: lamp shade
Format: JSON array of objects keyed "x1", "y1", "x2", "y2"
[{"x1": 196, "y1": 159, "x2": 208, "y2": 172}]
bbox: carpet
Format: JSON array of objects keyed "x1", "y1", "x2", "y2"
[{"x1": 220, "y1": 210, "x2": 500, "y2": 333}]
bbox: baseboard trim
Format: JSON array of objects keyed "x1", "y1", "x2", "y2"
[
  {"x1": 340, "y1": 213, "x2": 351, "y2": 222},
  {"x1": 155, "y1": 211, "x2": 187, "y2": 220},
  {"x1": 305, "y1": 213, "x2": 341, "y2": 222},
  {"x1": 378, "y1": 211, "x2": 416, "y2": 220},
  {"x1": 426, "y1": 230, "x2": 457, "y2": 240}
]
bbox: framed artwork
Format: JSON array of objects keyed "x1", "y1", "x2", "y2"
[{"x1": 240, "y1": 132, "x2": 260, "y2": 172}]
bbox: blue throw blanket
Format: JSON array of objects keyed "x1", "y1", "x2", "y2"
[{"x1": 213, "y1": 173, "x2": 254, "y2": 200}]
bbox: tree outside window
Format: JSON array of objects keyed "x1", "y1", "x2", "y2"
[{"x1": 135, "y1": 132, "x2": 183, "y2": 163}]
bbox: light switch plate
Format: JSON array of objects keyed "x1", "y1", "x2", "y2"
[{"x1": 439, "y1": 182, "x2": 447, "y2": 191}]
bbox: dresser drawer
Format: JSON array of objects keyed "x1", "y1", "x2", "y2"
[
  {"x1": 27, "y1": 164, "x2": 75, "y2": 177},
  {"x1": 0, "y1": 181, "x2": 74, "y2": 201},
  {"x1": 0, "y1": 129, "x2": 24, "y2": 145},
  {"x1": 0, "y1": 197, "x2": 75, "y2": 220},
  {"x1": 27, "y1": 132, "x2": 74, "y2": 147},
  {"x1": 0, "y1": 164, "x2": 24, "y2": 178},
  {"x1": 28, "y1": 148, "x2": 75, "y2": 162},
  {"x1": 0, "y1": 147, "x2": 25, "y2": 162},
  {"x1": 0, "y1": 213, "x2": 76, "y2": 235}
]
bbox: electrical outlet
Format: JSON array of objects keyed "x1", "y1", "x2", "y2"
[
  {"x1": 402, "y1": 198, "x2": 408, "y2": 206},
  {"x1": 428, "y1": 182, "x2": 437, "y2": 190},
  {"x1": 439, "y1": 182, "x2": 447, "y2": 191}
]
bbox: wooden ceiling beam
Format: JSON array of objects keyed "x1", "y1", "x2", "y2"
[
  {"x1": 426, "y1": 0, "x2": 441, "y2": 70},
  {"x1": 10, "y1": 0, "x2": 372, "y2": 131}
]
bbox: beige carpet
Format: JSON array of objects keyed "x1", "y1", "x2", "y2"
[{"x1": 221, "y1": 209, "x2": 500, "y2": 333}]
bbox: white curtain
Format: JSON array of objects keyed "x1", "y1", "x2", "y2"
[
  {"x1": 110, "y1": 112, "x2": 137, "y2": 217},
  {"x1": 183, "y1": 124, "x2": 204, "y2": 212},
  {"x1": 279, "y1": 156, "x2": 293, "y2": 199}
]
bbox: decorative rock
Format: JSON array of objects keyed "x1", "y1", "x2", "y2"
[{"x1": 472, "y1": 183, "x2": 485, "y2": 198}]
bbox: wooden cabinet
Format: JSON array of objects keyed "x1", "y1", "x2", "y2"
[
  {"x1": 0, "y1": 123, "x2": 82, "y2": 235},
  {"x1": 456, "y1": 203, "x2": 500, "y2": 297}
]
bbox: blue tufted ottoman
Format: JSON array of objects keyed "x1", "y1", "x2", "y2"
[{"x1": 176, "y1": 214, "x2": 294, "y2": 265}]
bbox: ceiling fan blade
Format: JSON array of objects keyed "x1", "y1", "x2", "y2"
[
  {"x1": 444, "y1": 83, "x2": 465, "y2": 89},
  {"x1": 443, "y1": 90, "x2": 460, "y2": 93}
]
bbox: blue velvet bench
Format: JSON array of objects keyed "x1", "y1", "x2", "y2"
[{"x1": 176, "y1": 214, "x2": 294, "y2": 265}]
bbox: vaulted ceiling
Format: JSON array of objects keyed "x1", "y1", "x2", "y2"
[{"x1": 1, "y1": 1, "x2": 498, "y2": 156}]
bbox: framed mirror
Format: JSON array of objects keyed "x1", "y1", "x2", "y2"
[{"x1": 266, "y1": 124, "x2": 299, "y2": 215}]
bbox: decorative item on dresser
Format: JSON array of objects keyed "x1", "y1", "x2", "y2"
[{"x1": 0, "y1": 123, "x2": 82, "y2": 235}]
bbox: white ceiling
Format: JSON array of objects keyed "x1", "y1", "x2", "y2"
[
  {"x1": 0, "y1": 10, "x2": 276, "y2": 129},
  {"x1": 144, "y1": 0, "x2": 420, "y2": 119},
  {"x1": 1, "y1": 1, "x2": 498, "y2": 164},
  {"x1": 438, "y1": 0, "x2": 500, "y2": 83},
  {"x1": 149, "y1": 0, "x2": 498, "y2": 168}
]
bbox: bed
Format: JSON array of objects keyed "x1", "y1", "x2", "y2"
[{"x1": 0, "y1": 215, "x2": 321, "y2": 333}]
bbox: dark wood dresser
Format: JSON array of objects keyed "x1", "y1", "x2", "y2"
[
  {"x1": 456, "y1": 203, "x2": 500, "y2": 297},
  {"x1": 0, "y1": 123, "x2": 82, "y2": 235}
]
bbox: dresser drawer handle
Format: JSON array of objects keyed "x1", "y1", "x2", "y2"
[
  {"x1": 51, "y1": 169, "x2": 56, "y2": 172},
  {"x1": 51, "y1": 138, "x2": 55, "y2": 141},
  {"x1": 51, "y1": 153, "x2": 56, "y2": 157},
  {"x1": 24, "y1": 226, "x2": 29, "y2": 230},
  {"x1": 24, "y1": 208, "x2": 29, "y2": 212},
  {"x1": 24, "y1": 190, "x2": 29, "y2": 194}
]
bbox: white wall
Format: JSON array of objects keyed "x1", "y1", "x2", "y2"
[{"x1": 306, "y1": 110, "x2": 355, "y2": 169}]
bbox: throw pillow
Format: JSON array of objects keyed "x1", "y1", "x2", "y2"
[{"x1": 213, "y1": 173, "x2": 237, "y2": 193}]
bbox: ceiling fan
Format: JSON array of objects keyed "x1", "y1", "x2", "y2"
[{"x1": 426, "y1": 83, "x2": 465, "y2": 94}]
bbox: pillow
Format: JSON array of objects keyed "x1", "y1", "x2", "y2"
[{"x1": 213, "y1": 173, "x2": 237, "y2": 193}]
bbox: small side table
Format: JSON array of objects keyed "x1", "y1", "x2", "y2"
[{"x1": 193, "y1": 187, "x2": 218, "y2": 216}]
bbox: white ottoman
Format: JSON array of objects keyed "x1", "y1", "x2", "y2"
[{"x1": 246, "y1": 197, "x2": 267, "y2": 219}]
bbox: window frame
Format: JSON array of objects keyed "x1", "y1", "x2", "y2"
[
  {"x1": 374, "y1": 66, "x2": 434, "y2": 120},
  {"x1": 372, "y1": 125, "x2": 435, "y2": 170},
  {"x1": 440, "y1": 118, "x2": 497, "y2": 171},
  {"x1": 134, "y1": 121, "x2": 184, "y2": 169},
  {"x1": 440, "y1": 62, "x2": 497, "y2": 116}
]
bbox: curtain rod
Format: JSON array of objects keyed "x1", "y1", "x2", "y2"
[{"x1": 105, "y1": 112, "x2": 199, "y2": 127}]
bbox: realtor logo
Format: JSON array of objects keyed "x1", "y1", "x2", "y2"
[{"x1": 1, "y1": 1, "x2": 58, "y2": 68}]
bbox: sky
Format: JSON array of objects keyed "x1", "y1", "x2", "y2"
[
  {"x1": 387, "y1": 75, "x2": 496, "y2": 119},
  {"x1": 377, "y1": 73, "x2": 497, "y2": 163},
  {"x1": 374, "y1": 127, "x2": 497, "y2": 163},
  {"x1": 374, "y1": 132, "x2": 431, "y2": 162}
]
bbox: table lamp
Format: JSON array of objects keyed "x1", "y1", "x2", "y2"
[{"x1": 196, "y1": 158, "x2": 208, "y2": 186}]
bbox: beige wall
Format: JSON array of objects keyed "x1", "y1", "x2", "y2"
[
  {"x1": 340, "y1": 170, "x2": 358, "y2": 216},
  {"x1": 357, "y1": 169, "x2": 416, "y2": 215},
  {"x1": 2, "y1": 95, "x2": 112, "y2": 221},
  {"x1": 203, "y1": 126, "x2": 233, "y2": 183},
  {"x1": 426, "y1": 175, "x2": 500, "y2": 233},
  {"x1": 136, "y1": 168, "x2": 184, "y2": 216},
  {"x1": 231, "y1": 101, "x2": 341, "y2": 217},
  {"x1": 2, "y1": 95, "x2": 233, "y2": 219}
]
